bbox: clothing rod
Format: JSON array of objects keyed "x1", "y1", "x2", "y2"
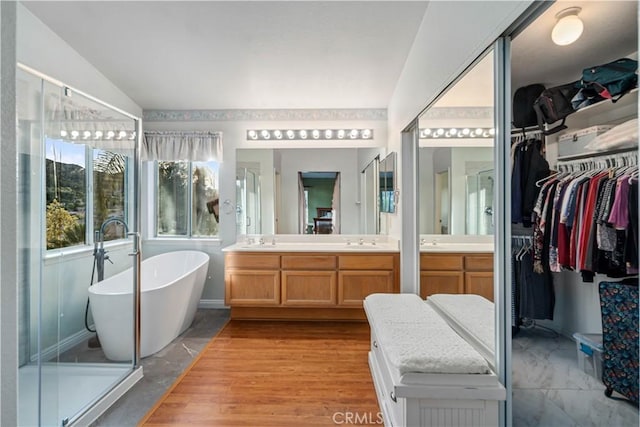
[{"x1": 556, "y1": 147, "x2": 637, "y2": 163}]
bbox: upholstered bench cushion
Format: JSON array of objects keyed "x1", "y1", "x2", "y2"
[{"x1": 364, "y1": 293, "x2": 490, "y2": 375}]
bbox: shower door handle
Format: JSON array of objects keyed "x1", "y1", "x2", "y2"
[{"x1": 127, "y1": 231, "x2": 141, "y2": 257}]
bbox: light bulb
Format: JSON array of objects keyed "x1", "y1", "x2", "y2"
[
  {"x1": 436, "y1": 128, "x2": 445, "y2": 136},
  {"x1": 325, "y1": 130, "x2": 333, "y2": 139},
  {"x1": 286, "y1": 130, "x2": 295, "y2": 139},
  {"x1": 489, "y1": 128, "x2": 495, "y2": 136},
  {"x1": 261, "y1": 130, "x2": 270, "y2": 140},
  {"x1": 274, "y1": 130, "x2": 283, "y2": 139},
  {"x1": 462, "y1": 128, "x2": 470, "y2": 136},
  {"x1": 129, "y1": 132, "x2": 136, "y2": 140},
  {"x1": 248, "y1": 130, "x2": 258, "y2": 140},
  {"x1": 83, "y1": 131, "x2": 91, "y2": 139},
  {"x1": 299, "y1": 130, "x2": 307, "y2": 139},
  {"x1": 106, "y1": 131, "x2": 115, "y2": 139},
  {"x1": 362, "y1": 129, "x2": 372, "y2": 139},
  {"x1": 552, "y1": 8, "x2": 583, "y2": 46},
  {"x1": 117, "y1": 131, "x2": 127, "y2": 139},
  {"x1": 312, "y1": 130, "x2": 320, "y2": 139},
  {"x1": 350, "y1": 129, "x2": 358, "y2": 139},
  {"x1": 337, "y1": 130, "x2": 345, "y2": 139},
  {"x1": 423, "y1": 128, "x2": 432, "y2": 137},
  {"x1": 71, "y1": 130, "x2": 79, "y2": 139},
  {"x1": 60, "y1": 130, "x2": 68, "y2": 137},
  {"x1": 94, "y1": 131, "x2": 103, "y2": 139}
]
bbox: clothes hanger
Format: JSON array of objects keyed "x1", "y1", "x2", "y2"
[{"x1": 535, "y1": 170, "x2": 562, "y2": 187}]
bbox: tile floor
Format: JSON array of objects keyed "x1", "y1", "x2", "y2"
[
  {"x1": 62, "y1": 310, "x2": 637, "y2": 426},
  {"x1": 512, "y1": 327, "x2": 639, "y2": 427}
]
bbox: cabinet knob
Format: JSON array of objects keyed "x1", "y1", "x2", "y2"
[
  {"x1": 373, "y1": 340, "x2": 378, "y2": 348},
  {"x1": 390, "y1": 391, "x2": 397, "y2": 402}
]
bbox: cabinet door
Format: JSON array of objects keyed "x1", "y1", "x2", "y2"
[
  {"x1": 338, "y1": 270, "x2": 394, "y2": 307},
  {"x1": 465, "y1": 271, "x2": 494, "y2": 302},
  {"x1": 282, "y1": 271, "x2": 336, "y2": 306},
  {"x1": 225, "y1": 270, "x2": 280, "y2": 306},
  {"x1": 420, "y1": 271, "x2": 464, "y2": 299},
  {"x1": 464, "y1": 254, "x2": 493, "y2": 271}
]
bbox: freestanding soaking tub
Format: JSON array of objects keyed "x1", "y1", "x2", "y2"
[{"x1": 89, "y1": 250, "x2": 210, "y2": 361}]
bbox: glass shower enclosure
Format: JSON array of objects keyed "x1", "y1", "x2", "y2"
[
  {"x1": 16, "y1": 65, "x2": 142, "y2": 426},
  {"x1": 236, "y1": 166, "x2": 261, "y2": 235},
  {"x1": 465, "y1": 169, "x2": 494, "y2": 235}
]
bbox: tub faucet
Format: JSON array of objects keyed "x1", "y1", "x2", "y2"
[{"x1": 95, "y1": 217, "x2": 129, "y2": 282}]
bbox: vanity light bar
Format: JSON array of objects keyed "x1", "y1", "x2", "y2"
[
  {"x1": 60, "y1": 130, "x2": 137, "y2": 140},
  {"x1": 419, "y1": 127, "x2": 495, "y2": 139},
  {"x1": 246, "y1": 128, "x2": 374, "y2": 141}
]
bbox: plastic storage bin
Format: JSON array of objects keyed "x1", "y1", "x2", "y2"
[
  {"x1": 573, "y1": 332, "x2": 603, "y2": 381},
  {"x1": 557, "y1": 125, "x2": 614, "y2": 159}
]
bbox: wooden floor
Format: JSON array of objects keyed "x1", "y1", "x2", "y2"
[{"x1": 140, "y1": 320, "x2": 381, "y2": 426}]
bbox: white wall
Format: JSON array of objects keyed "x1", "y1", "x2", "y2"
[
  {"x1": 387, "y1": 0, "x2": 533, "y2": 239},
  {"x1": 17, "y1": 4, "x2": 141, "y2": 117}
]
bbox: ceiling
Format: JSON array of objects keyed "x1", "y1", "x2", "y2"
[
  {"x1": 22, "y1": 1, "x2": 638, "y2": 113},
  {"x1": 511, "y1": 0, "x2": 638, "y2": 90},
  {"x1": 23, "y1": 1, "x2": 428, "y2": 110}
]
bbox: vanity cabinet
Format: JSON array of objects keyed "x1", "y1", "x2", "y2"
[
  {"x1": 225, "y1": 251, "x2": 399, "y2": 320},
  {"x1": 281, "y1": 255, "x2": 337, "y2": 306},
  {"x1": 224, "y1": 254, "x2": 280, "y2": 306},
  {"x1": 420, "y1": 253, "x2": 494, "y2": 301},
  {"x1": 338, "y1": 255, "x2": 396, "y2": 307}
]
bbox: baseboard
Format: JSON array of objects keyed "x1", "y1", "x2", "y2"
[
  {"x1": 31, "y1": 328, "x2": 95, "y2": 363},
  {"x1": 198, "y1": 299, "x2": 229, "y2": 310}
]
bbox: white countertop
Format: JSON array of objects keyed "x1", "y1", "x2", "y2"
[
  {"x1": 420, "y1": 242, "x2": 494, "y2": 253},
  {"x1": 223, "y1": 235, "x2": 399, "y2": 252},
  {"x1": 419, "y1": 235, "x2": 494, "y2": 253}
]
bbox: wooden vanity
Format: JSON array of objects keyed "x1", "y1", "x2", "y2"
[
  {"x1": 225, "y1": 251, "x2": 400, "y2": 320},
  {"x1": 420, "y1": 252, "x2": 494, "y2": 301}
]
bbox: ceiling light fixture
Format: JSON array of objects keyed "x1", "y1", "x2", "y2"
[
  {"x1": 245, "y1": 129, "x2": 374, "y2": 141},
  {"x1": 551, "y1": 7, "x2": 583, "y2": 46},
  {"x1": 419, "y1": 127, "x2": 495, "y2": 139}
]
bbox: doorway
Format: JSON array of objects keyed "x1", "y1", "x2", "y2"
[{"x1": 298, "y1": 172, "x2": 340, "y2": 234}]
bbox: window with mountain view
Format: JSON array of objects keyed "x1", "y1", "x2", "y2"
[{"x1": 45, "y1": 138, "x2": 130, "y2": 250}]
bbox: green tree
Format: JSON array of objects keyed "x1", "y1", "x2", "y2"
[{"x1": 46, "y1": 199, "x2": 80, "y2": 249}]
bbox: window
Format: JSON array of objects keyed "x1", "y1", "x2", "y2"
[
  {"x1": 157, "y1": 161, "x2": 220, "y2": 237},
  {"x1": 45, "y1": 138, "x2": 131, "y2": 250}
]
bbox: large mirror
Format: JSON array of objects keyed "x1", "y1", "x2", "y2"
[
  {"x1": 236, "y1": 147, "x2": 383, "y2": 235},
  {"x1": 418, "y1": 51, "x2": 495, "y2": 235}
]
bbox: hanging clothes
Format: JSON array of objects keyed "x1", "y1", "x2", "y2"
[
  {"x1": 531, "y1": 155, "x2": 638, "y2": 282},
  {"x1": 511, "y1": 134, "x2": 550, "y2": 227}
]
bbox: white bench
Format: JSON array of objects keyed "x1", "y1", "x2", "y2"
[{"x1": 363, "y1": 293, "x2": 505, "y2": 427}]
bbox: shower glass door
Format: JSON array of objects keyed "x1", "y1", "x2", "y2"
[
  {"x1": 17, "y1": 66, "x2": 140, "y2": 426},
  {"x1": 236, "y1": 167, "x2": 261, "y2": 235}
]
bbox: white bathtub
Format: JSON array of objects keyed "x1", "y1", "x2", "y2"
[{"x1": 88, "y1": 250, "x2": 210, "y2": 361}]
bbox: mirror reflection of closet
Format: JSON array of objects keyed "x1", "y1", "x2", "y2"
[
  {"x1": 236, "y1": 164, "x2": 261, "y2": 235},
  {"x1": 510, "y1": 2, "x2": 638, "y2": 426},
  {"x1": 418, "y1": 50, "x2": 495, "y2": 236},
  {"x1": 361, "y1": 156, "x2": 380, "y2": 234}
]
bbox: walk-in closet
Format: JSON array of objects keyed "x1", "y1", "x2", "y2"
[{"x1": 509, "y1": 2, "x2": 638, "y2": 425}]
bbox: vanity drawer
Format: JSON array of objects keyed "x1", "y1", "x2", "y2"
[
  {"x1": 282, "y1": 255, "x2": 336, "y2": 270},
  {"x1": 464, "y1": 254, "x2": 493, "y2": 271},
  {"x1": 224, "y1": 253, "x2": 280, "y2": 270},
  {"x1": 420, "y1": 253, "x2": 464, "y2": 271},
  {"x1": 339, "y1": 254, "x2": 395, "y2": 270}
]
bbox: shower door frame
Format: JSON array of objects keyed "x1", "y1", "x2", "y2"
[{"x1": 17, "y1": 63, "x2": 143, "y2": 426}]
